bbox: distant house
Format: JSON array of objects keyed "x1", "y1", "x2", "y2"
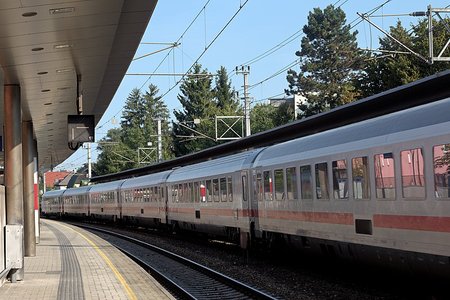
[
  {"x1": 44, "y1": 171, "x2": 71, "y2": 190},
  {"x1": 268, "y1": 94, "x2": 305, "y2": 119}
]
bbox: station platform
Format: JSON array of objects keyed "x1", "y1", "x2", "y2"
[{"x1": 0, "y1": 219, "x2": 175, "y2": 300}]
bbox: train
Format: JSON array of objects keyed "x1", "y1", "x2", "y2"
[{"x1": 43, "y1": 96, "x2": 450, "y2": 276}]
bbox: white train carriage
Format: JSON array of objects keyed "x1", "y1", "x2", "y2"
[
  {"x1": 41, "y1": 189, "x2": 65, "y2": 217},
  {"x1": 251, "y1": 97, "x2": 450, "y2": 273},
  {"x1": 120, "y1": 170, "x2": 173, "y2": 226},
  {"x1": 166, "y1": 149, "x2": 263, "y2": 243},
  {"x1": 88, "y1": 180, "x2": 125, "y2": 221},
  {"x1": 62, "y1": 185, "x2": 91, "y2": 218}
]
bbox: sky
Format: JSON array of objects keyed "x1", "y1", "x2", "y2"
[{"x1": 56, "y1": 0, "x2": 450, "y2": 171}]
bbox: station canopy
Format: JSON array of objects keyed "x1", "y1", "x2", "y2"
[{"x1": 0, "y1": 0, "x2": 157, "y2": 170}]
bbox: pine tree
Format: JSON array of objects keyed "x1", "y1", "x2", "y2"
[
  {"x1": 172, "y1": 64, "x2": 217, "y2": 156},
  {"x1": 286, "y1": 5, "x2": 362, "y2": 119}
]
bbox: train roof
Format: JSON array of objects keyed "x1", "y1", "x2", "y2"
[
  {"x1": 88, "y1": 179, "x2": 126, "y2": 193},
  {"x1": 91, "y1": 70, "x2": 450, "y2": 183},
  {"x1": 62, "y1": 186, "x2": 92, "y2": 196},
  {"x1": 254, "y1": 96, "x2": 450, "y2": 167},
  {"x1": 121, "y1": 170, "x2": 173, "y2": 189},
  {"x1": 42, "y1": 189, "x2": 65, "y2": 198},
  {"x1": 167, "y1": 149, "x2": 263, "y2": 183}
]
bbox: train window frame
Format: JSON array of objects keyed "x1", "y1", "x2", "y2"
[
  {"x1": 374, "y1": 153, "x2": 396, "y2": 200},
  {"x1": 227, "y1": 176, "x2": 233, "y2": 202},
  {"x1": 433, "y1": 144, "x2": 450, "y2": 199},
  {"x1": 274, "y1": 169, "x2": 285, "y2": 200},
  {"x1": 194, "y1": 182, "x2": 200, "y2": 203},
  {"x1": 400, "y1": 148, "x2": 426, "y2": 199},
  {"x1": 285, "y1": 167, "x2": 298, "y2": 201},
  {"x1": 352, "y1": 156, "x2": 370, "y2": 200},
  {"x1": 315, "y1": 162, "x2": 330, "y2": 200},
  {"x1": 256, "y1": 172, "x2": 263, "y2": 201},
  {"x1": 263, "y1": 170, "x2": 273, "y2": 201},
  {"x1": 213, "y1": 178, "x2": 220, "y2": 202},
  {"x1": 332, "y1": 159, "x2": 349, "y2": 200},
  {"x1": 300, "y1": 165, "x2": 313, "y2": 200},
  {"x1": 206, "y1": 180, "x2": 212, "y2": 202},
  {"x1": 220, "y1": 177, "x2": 227, "y2": 202}
]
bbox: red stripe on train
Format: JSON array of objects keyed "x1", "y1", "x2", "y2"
[{"x1": 374, "y1": 215, "x2": 450, "y2": 233}]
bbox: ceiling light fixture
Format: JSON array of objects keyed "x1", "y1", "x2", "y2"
[
  {"x1": 22, "y1": 12, "x2": 37, "y2": 17},
  {"x1": 56, "y1": 68, "x2": 73, "y2": 73},
  {"x1": 54, "y1": 44, "x2": 72, "y2": 49},
  {"x1": 49, "y1": 7, "x2": 75, "y2": 15}
]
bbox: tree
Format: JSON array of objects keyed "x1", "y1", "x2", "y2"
[
  {"x1": 286, "y1": 5, "x2": 362, "y2": 119},
  {"x1": 360, "y1": 19, "x2": 450, "y2": 97},
  {"x1": 250, "y1": 104, "x2": 277, "y2": 134},
  {"x1": 94, "y1": 85, "x2": 172, "y2": 175},
  {"x1": 214, "y1": 66, "x2": 243, "y2": 140},
  {"x1": 172, "y1": 64, "x2": 217, "y2": 156}
]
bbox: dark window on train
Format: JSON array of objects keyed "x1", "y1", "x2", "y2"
[
  {"x1": 160, "y1": 186, "x2": 164, "y2": 201},
  {"x1": 220, "y1": 177, "x2": 227, "y2": 202},
  {"x1": 172, "y1": 186, "x2": 177, "y2": 202},
  {"x1": 434, "y1": 144, "x2": 450, "y2": 198},
  {"x1": 178, "y1": 184, "x2": 183, "y2": 202},
  {"x1": 256, "y1": 173, "x2": 263, "y2": 201},
  {"x1": 332, "y1": 160, "x2": 348, "y2": 200},
  {"x1": 274, "y1": 169, "x2": 284, "y2": 200},
  {"x1": 194, "y1": 182, "x2": 200, "y2": 203},
  {"x1": 213, "y1": 179, "x2": 220, "y2": 202},
  {"x1": 263, "y1": 170, "x2": 273, "y2": 201},
  {"x1": 352, "y1": 157, "x2": 370, "y2": 199},
  {"x1": 315, "y1": 163, "x2": 329, "y2": 199},
  {"x1": 300, "y1": 165, "x2": 313, "y2": 200},
  {"x1": 206, "y1": 180, "x2": 212, "y2": 202},
  {"x1": 227, "y1": 176, "x2": 233, "y2": 202},
  {"x1": 374, "y1": 153, "x2": 396, "y2": 199},
  {"x1": 242, "y1": 175, "x2": 248, "y2": 201},
  {"x1": 401, "y1": 148, "x2": 425, "y2": 198},
  {"x1": 286, "y1": 167, "x2": 298, "y2": 200}
]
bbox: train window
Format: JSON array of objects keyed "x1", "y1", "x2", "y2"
[
  {"x1": 172, "y1": 186, "x2": 178, "y2": 202},
  {"x1": 374, "y1": 153, "x2": 396, "y2": 199},
  {"x1": 274, "y1": 169, "x2": 284, "y2": 200},
  {"x1": 228, "y1": 176, "x2": 233, "y2": 202},
  {"x1": 286, "y1": 167, "x2": 298, "y2": 200},
  {"x1": 401, "y1": 148, "x2": 425, "y2": 198},
  {"x1": 206, "y1": 180, "x2": 212, "y2": 202},
  {"x1": 213, "y1": 179, "x2": 220, "y2": 202},
  {"x1": 332, "y1": 160, "x2": 348, "y2": 200},
  {"x1": 263, "y1": 171, "x2": 273, "y2": 201},
  {"x1": 178, "y1": 184, "x2": 183, "y2": 202},
  {"x1": 433, "y1": 144, "x2": 450, "y2": 198},
  {"x1": 300, "y1": 165, "x2": 313, "y2": 200},
  {"x1": 220, "y1": 177, "x2": 227, "y2": 202},
  {"x1": 256, "y1": 173, "x2": 263, "y2": 201},
  {"x1": 242, "y1": 175, "x2": 247, "y2": 202},
  {"x1": 190, "y1": 183, "x2": 195, "y2": 202},
  {"x1": 194, "y1": 182, "x2": 200, "y2": 203},
  {"x1": 352, "y1": 157, "x2": 370, "y2": 199},
  {"x1": 315, "y1": 163, "x2": 329, "y2": 199}
]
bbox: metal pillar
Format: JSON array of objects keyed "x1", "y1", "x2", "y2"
[
  {"x1": 4, "y1": 84, "x2": 24, "y2": 281},
  {"x1": 22, "y1": 121, "x2": 36, "y2": 257},
  {"x1": 157, "y1": 119, "x2": 162, "y2": 162},
  {"x1": 33, "y1": 140, "x2": 40, "y2": 244}
]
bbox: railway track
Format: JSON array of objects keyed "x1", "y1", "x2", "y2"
[{"x1": 74, "y1": 223, "x2": 277, "y2": 300}]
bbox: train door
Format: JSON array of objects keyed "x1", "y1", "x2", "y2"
[{"x1": 240, "y1": 170, "x2": 250, "y2": 248}]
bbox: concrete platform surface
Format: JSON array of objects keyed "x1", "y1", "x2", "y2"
[{"x1": 0, "y1": 219, "x2": 175, "y2": 300}]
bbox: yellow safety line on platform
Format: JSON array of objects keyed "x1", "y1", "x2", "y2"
[{"x1": 58, "y1": 222, "x2": 138, "y2": 300}]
